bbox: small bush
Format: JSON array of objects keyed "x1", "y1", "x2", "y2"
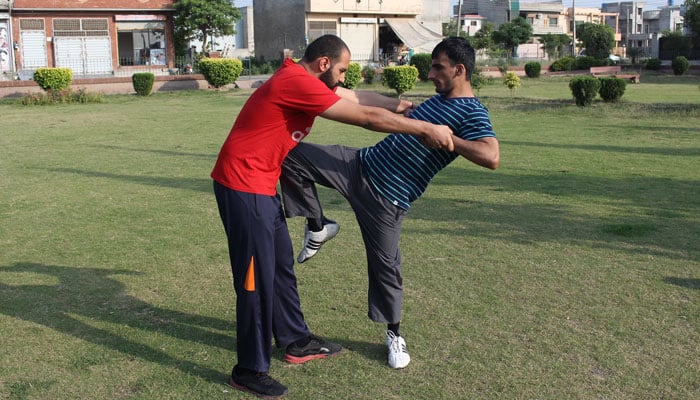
[
  {"x1": 645, "y1": 58, "x2": 663, "y2": 70},
  {"x1": 471, "y1": 68, "x2": 486, "y2": 96},
  {"x1": 569, "y1": 76, "x2": 601, "y2": 106},
  {"x1": 503, "y1": 72, "x2": 521, "y2": 97},
  {"x1": 132, "y1": 72, "x2": 155, "y2": 96},
  {"x1": 198, "y1": 58, "x2": 244, "y2": 88},
  {"x1": 598, "y1": 77, "x2": 627, "y2": 103},
  {"x1": 524, "y1": 62, "x2": 541, "y2": 78},
  {"x1": 362, "y1": 65, "x2": 376, "y2": 84},
  {"x1": 33, "y1": 68, "x2": 73, "y2": 92},
  {"x1": 409, "y1": 53, "x2": 432, "y2": 81},
  {"x1": 575, "y1": 56, "x2": 608, "y2": 70},
  {"x1": 671, "y1": 56, "x2": 690, "y2": 76},
  {"x1": 550, "y1": 56, "x2": 576, "y2": 72},
  {"x1": 381, "y1": 66, "x2": 419, "y2": 97},
  {"x1": 341, "y1": 62, "x2": 362, "y2": 89},
  {"x1": 20, "y1": 88, "x2": 104, "y2": 106}
]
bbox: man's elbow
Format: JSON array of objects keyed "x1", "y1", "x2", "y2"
[{"x1": 481, "y1": 151, "x2": 499, "y2": 170}]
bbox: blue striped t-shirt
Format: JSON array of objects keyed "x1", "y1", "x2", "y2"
[{"x1": 359, "y1": 95, "x2": 495, "y2": 210}]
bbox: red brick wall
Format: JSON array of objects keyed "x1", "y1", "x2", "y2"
[
  {"x1": 12, "y1": 0, "x2": 174, "y2": 9},
  {"x1": 11, "y1": 0, "x2": 176, "y2": 72}
]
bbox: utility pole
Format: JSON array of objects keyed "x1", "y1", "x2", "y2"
[
  {"x1": 456, "y1": 0, "x2": 463, "y2": 37},
  {"x1": 572, "y1": 0, "x2": 577, "y2": 56}
]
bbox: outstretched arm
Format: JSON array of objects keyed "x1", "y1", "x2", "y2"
[
  {"x1": 452, "y1": 136, "x2": 500, "y2": 170},
  {"x1": 335, "y1": 86, "x2": 416, "y2": 114},
  {"x1": 320, "y1": 98, "x2": 454, "y2": 152}
]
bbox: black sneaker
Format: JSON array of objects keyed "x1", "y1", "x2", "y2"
[
  {"x1": 284, "y1": 335, "x2": 342, "y2": 364},
  {"x1": 229, "y1": 365, "x2": 288, "y2": 399}
]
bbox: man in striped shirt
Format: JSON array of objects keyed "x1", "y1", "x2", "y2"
[{"x1": 280, "y1": 37, "x2": 500, "y2": 369}]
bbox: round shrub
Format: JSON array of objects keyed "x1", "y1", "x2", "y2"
[
  {"x1": 341, "y1": 62, "x2": 362, "y2": 89},
  {"x1": 644, "y1": 58, "x2": 662, "y2": 70},
  {"x1": 198, "y1": 58, "x2": 244, "y2": 88},
  {"x1": 381, "y1": 66, "x2": 419, "y2": 97},
  {"x1": 569, "y1": 76, "x2": 601, "y2": 106},
  {"x1": 671, "y1": 56, "x2": 690, "y2": 76},
  {"x1": 549, "y1": 56, "x2": 576, "y2": 72},
  {"x1": 362, "y1": 65, "x2": 376, "y2": 84},
  {"x1": 524, "y1": 62, "x2": 541, "y2": 78},
  {"x1": 471, "y1": 68, "x2": 486, "y2": 95},
  {"x1": 409, "y1": 53, "x2": 432, "y2": 81},
  {"x1": 503, "y1": 71, "x2": 521, "y2": 97},
  {"x1": 33, "y1": 68, "x2": 73, "y2": 92},
  {"x1": 132, "y1": 72, "x2": 155, "y2": 96},
  {"x1": 598, "y1": 77, "x2": 627, "y2": 103}
]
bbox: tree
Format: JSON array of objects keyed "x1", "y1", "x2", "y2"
[
  {"x1": 578, "y1": 22, "x2": 614, "y2": 60},
  {"x1": 626, "y1": 46, "x2": 645, "y2": 65},
  {"x1": 173, "y1": 0, "x2": 241, "y2": 54},
  {"x1": 492, "y1": 17, "x2": 533, "y2": 57},
  {"x1": 539, "y1": 33, "x2": 572, "y2": 60},
  {"x1": 661, "y1": 30, "x2": 693, "y2": 58},
  {"x1": 472, "y1": 22, "x2": 495, "y2": 51},
  {"x1": 685, "y1": 0, "x2": 700, "y2": 41}
]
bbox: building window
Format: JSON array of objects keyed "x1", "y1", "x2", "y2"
[
  {"x1": 308, "y1": 21, "x2": 337, "y2": 42},
  {"x1": 548, "y1": 17, "x2": 558, "y2": 27},
  {"x1": 116, "y1": 22, "x2": 166, "y2": 66},
  {"x1": 527, "y1": 17, "x2": 534, "y2": 25},
  {"x1": 470, "y1": 21, "x2": 478, "y2": 26}
]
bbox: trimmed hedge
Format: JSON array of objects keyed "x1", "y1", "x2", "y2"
[
  {"x1": 342, "y1": 62, "x2": 362, "y2": 89},
  {"x1": 362, "y1": 65, "x2": 376, "y2": 84},
  {"x1": 33, "y1": 68, "x2": 73, "y2": 92},
  {"x1": 569, "y1": 76, "x2": 601, "y2": 106},
  {"x1": 598, "y1": 77, "x2": 626, "y2": 103},
  {"x1": 671, "y1": 56, "x2": 690, "y2": 76},
  {"x1": 381, "y1": 66, "x2": 419, "y2": 96},
  {"x1": 550, "y1": 56, "x2": 576, "y2": 72},
  {"x1": 645, "y1": 58, "x2": 662, "y2": 70},
  {"x1": 409, "y1": 53, "x2": 432, "y2": 81},
  {"x1": 524, "y1": 62, "x2": 541, "y2": 78},
  {"x1": 132, "y1": 72, "x2": 155, "y2": 96},
  {"x1": 198, "y1": 58, "x2": 243, "y2": 88}
]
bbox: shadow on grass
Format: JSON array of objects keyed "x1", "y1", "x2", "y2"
[
  {"x1": 663, "y1": 277, "x2": 700, "y2": 290},
  {"x1": 0, "y1": 262, "x2": 233, "y2": 384},
  {"x1": 47, "y1": 167, "x2": 212, "y2": 193},
  {"x1": 503, "y1": 140, "x2": 700, "y2": 157},
  {"x1": 91, "y1": 144, "x2": 217, "y2": 160}
]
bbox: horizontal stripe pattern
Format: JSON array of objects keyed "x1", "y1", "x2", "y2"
[{"x1": 360, "y1": 95, "x2": 495, "y2": 210}]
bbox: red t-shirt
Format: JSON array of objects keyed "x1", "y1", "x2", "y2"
[{"x1": 211, "y1": 58, "x2": 342, "y2": 195}]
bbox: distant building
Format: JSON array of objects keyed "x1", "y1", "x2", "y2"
[
  {"x1": 0, "y1": 0, "x2": 12, "y2": 76},
  {"x1": 10, "y1": 0, "x2": 176, "y2": 77},
  {"x1": 252, "y1": 0, "x2": 450, "y2": 63},
  {"x1": 190, "y1": 6, "x2": 254, "y2": 58}
]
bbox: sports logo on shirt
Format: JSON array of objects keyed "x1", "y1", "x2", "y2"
[{"x1": 291, "y1": 127, "x2": 312, "y2": 143}]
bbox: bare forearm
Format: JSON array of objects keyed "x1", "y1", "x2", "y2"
[
  {"x1": 453, "y1": 136, "x2": 500, "y2": 170},
  {"x1": 336, "y1": 87, "x2": 413, "y2": 113}
]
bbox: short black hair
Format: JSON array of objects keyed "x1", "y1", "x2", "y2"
[
  {"x1": 302, "y1": 35, "x2": 350, "y2": 63},
  {"x1": 431, "y1": 37, "x2": 476, "y2": 81}
]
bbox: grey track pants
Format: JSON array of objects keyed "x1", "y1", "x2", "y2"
[{"x1": 280, "y1": 142, "x2": 407, "y2": 324}]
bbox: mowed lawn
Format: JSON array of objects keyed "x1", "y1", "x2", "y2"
[{"x1": 0, "y1": 73, "x2": 698, "y2": 399}]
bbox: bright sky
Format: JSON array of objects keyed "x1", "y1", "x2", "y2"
[
  {"x1": 450, "y1": 0, "x2": 677, "y2": 11},
  {"x1": 234, "y1": 1, "x2": 676, "y2": 12}
]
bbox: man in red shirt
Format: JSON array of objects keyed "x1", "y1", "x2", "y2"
[{"x1": 212, "y1": 34, "x2": 453, "y2": 399}]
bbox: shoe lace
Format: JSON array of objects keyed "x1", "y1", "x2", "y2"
[
  {"x1": 388, "y1": 332, "x2": 407, "y2": 354},
  {"x1": 255, "y1": 372, "x2": 276, "y2": 385}
]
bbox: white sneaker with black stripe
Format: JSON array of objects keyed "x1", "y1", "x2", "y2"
[
  {"x1": 297, "y1": 221, "x2": 340, "y2": 263},
  {"x1": 386, "y1": 330, "x2": 410, "y2": 369}
]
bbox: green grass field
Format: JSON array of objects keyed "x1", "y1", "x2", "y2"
[{"x1": 1, "y1": 73, "x2": 699, "y2": 399}]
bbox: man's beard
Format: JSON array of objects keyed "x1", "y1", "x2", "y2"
[{"x1": 320, "y1": 68, "x2": 339, "y2": 89}]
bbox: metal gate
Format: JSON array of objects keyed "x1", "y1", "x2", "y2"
[
  {"x1": 53, "y1": 18, "x2": 112, "y2": 76},
  {"x1": 20, "y1": 29, "x2": 47, "y2": 69},
  {"x1": 54, "y1": 36, "x2": 112, "y2": 76}
]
